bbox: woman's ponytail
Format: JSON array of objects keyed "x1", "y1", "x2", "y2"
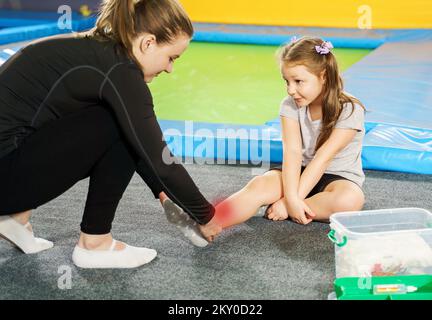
[{"x1": 93, "y1": 0, "x2": 137, "y2": 56}]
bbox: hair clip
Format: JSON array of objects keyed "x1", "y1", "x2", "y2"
[{"x1": 315, "y1": 41, "x2": 334, "y2": 55}]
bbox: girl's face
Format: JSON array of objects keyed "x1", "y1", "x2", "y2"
[
  {"x1": 281, "y1": 63, "x2": 325, "y2": 108},
  {"x1": 132, "y1": 34, "x2": 190, "y2": 83}
]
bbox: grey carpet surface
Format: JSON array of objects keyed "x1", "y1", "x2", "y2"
[{"x1": 1, "y1": 164, "x2": 431, "y2": 300}]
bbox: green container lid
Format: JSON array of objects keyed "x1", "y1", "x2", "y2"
[{"x1": 334, "y1": 275, "x2": 432, "y2": 300}]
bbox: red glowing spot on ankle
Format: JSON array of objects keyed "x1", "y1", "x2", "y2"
[{"x1": 212, "y1": 197, "x2": 233, "y2": 224}]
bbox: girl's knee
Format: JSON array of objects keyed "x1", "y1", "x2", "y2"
[
  {"x1": 245, "y1": 175, "x2": 267, "y2": 192},
  {"x1": 332, "y1": 191, "x2": 365, "y2": 213},
  {"x1": 244, "y1": 174, "x2": 282, "y2": 204},
  {"x1": 245, "y1": 172, "x2": 279, "y2": 191}
]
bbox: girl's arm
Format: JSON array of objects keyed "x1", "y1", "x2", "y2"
[
  {"x1": 297, "y1": 128, "x2": 357, "y2": 200},
  {"x1": 280, "y1": 116, "x2": 316, "y2": 224},
  {"x1": 280, "y1": 116, "x2": 302, "y2": 202}
]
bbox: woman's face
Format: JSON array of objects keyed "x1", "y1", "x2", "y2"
[{"x1": 132, "y1": 34, "x2": 190, "y2": 83}]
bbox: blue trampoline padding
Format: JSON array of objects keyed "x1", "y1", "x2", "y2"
[
  {"x1": 0, "y1": 10, "x2": 95, "y2": 28},
  {"x1": 0, "y1": 21, "x2": 96, "y2": 45},
  {"x1": 362, "y1": 125, "x2": 432, "y2": 174},
  {"x1": 159, "y1": 120, "x2": 432, "y2": 175},
  {"x1": 0, "y1": 23, "x2": 69, "y2": 45},
  {"x1": 264, "y1": 119, "x2": 432, "y2": 175},
  {"x1": 158, "y1": 120, "x2": 283, "y2": 164},
  {"x1": 0, "y1": 10, "x2": 96, "y2": 45},
  {"x1": 193, "y1": 23, "x2": 432, "y2": 49},
  {"x1": 344, "y1": 41, "x2": 432, "y2": 131}
]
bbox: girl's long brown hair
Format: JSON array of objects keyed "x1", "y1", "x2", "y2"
[
  {"x1": 90, "y1": 0, "x2": 194, "y2": 60},
  {"x1": 279, "y1": 37, "x2": 366, "y2": 151}
]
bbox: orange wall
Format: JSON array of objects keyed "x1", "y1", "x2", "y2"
[{"x1": 180, "y1": 0, "x2": 432, "y2": 29}]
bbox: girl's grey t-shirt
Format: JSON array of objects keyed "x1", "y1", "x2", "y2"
[{"x1": 279, "y1": 95, "x2": 365, "y2": 187}]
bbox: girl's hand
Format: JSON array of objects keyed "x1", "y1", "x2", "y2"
[{"x1": 287, "y1": 198, "x2": 316, "y2": 225}]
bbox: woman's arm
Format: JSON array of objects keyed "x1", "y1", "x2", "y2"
[
  {"x1": 297, "y1": 128, "x2": 357, "y2": 199},
  {"x1": 99, "y1": 62, "x2": 214, "y2": 225}
]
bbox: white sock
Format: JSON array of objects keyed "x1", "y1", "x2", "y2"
[
  {"x1": 72, "y1": 239, "x2": 157, "y2": 269},
  {"x1": 163, "y1": 199, "x2": 209, "y2": 247},
  {"x1": 0, "y1": 216, "x2": 53, "y2": 254}
]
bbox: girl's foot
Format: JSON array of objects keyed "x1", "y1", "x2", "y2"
[
  {"x1": 265, "y1": 199, "x2": 289, "y2": 221},
  {"x1": 0, "y1": 216, "x2": 54, "y2": 254},
  {"x1": 198, "y1": 218, "x2": 222, "y2": 243}
]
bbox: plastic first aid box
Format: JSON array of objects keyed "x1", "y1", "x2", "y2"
[{"x1": 328, "y1": 208, "x2": 432, "y2": 279}]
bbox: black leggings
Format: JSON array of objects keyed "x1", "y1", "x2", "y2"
[{"x1": 0, "y1": 106, "x2": 162, "y2": 235}]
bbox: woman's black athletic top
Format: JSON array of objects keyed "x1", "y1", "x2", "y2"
[{"x1": 0, "y1": 34, "x2": 215, "y2": 224}]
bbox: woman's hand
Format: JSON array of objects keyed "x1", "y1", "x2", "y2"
[{"x1": 287, "y1": 198, "x2": 316, "y2": 225}]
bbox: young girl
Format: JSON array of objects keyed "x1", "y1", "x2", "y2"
[
  {"x1": 0, "y1": 0, "x2": 220, "y2": 268},
  {"x1": 165, "y1": 36, "x2": 366, "y2": 242}
]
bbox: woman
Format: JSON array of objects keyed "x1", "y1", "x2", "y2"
[{"x1": 0, "y1": 0, "x2": 220, "y2": 269}]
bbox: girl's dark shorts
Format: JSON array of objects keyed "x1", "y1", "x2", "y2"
[{"x1": 268, "y1": 165, "x2": 356, "y2": 198}]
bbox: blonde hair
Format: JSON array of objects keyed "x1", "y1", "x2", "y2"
[
  {"x1": 279, "y1": 36, "x2": 365, "y2": 151},
  {"x1": 90, "y1": 0, "x2": 194, "y2": 59}
]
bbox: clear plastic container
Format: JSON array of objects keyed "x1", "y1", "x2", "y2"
[{"x1": 328, "y1": 208, "x2": 432, "y2": 279}]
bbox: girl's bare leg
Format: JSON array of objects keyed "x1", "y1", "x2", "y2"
[{"x1": 211, "y1": 170, "x2": 284, "y2": 229}]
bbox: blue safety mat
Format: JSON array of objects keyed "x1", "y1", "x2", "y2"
[
  {"x1": 193, "y1": 23, "x2": 432, "y2": 49},
  {"x1": 344, "y1": 41, "x2": 432, "y2": 131},
  {"x1": 0, "y1": 10, "x2": 94, "y2": 27},
  {"x1": 0, "y1": 21, "x2": 431, "y2": 174},
  {"x1": 0, "y1": 9, "x2": 96, "y2": 44}
]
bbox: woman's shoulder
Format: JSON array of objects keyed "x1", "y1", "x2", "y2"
[
  {"x1": 82, "y1": 35, "x2": 129, "y2": 61},
  {"x1": 21, "y1": 33, "x2": 116, "y2": 59}
]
